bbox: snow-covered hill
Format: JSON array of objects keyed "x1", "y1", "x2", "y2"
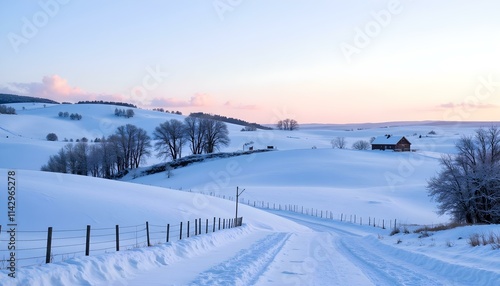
[{"x1": 1, "y1": 103, "x2": 499, "y2": 285}]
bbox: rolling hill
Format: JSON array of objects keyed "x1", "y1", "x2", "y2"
[{"x1": 1, "y1": 103, "x2": 499, "y2": 285}]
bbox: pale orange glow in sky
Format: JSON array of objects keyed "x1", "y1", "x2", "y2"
[{"x1": 1, "y1": 1, "x2": 500, "y2": 124}]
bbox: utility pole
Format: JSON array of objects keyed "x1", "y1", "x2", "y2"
[{"x1": 235, "y1": 186, "x2": 245, "y2": 226}]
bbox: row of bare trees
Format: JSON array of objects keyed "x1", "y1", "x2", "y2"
[
  {"x1": 42, "y1": 124, "x2": 151, "y2": 178},
  {"x1": 153, "y1": 117, "x2": 230, "y2": 160},
  {"x1": 428, "y1": 127, "x2": 500, "y2": 224},
  {"x1": 41, "y1": 116, "x2": 230, "y2": 177},
  {"x1": 277, "y1": 119, "x2": 299, "y2": 131}
]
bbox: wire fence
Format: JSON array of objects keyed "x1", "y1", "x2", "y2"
[
  {"x1": 0, "y1": 217, "x2": 242, "y2": 269},
  {"x1": 177, "y1": 189, "x2": 405, "y2": 232},
  {"x1": 244, "y1": 200, "x2": 401, "y2": 230}
]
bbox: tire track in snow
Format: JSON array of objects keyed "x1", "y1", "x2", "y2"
[
  {"x1": 188, "y1": 233, "x2": 291, "y2": 286},
  {"x1": 337, "y1": 237, "x2": 448, "y2": 286},
  {"x1": 339, "y1": 235, "x2": 500, "y2": 286},
  {"x1": 274, "y1": 212, "x2": 453, "y2": 285}
]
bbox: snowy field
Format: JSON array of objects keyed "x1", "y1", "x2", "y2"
[{"x1": 1, "y1": 103, "x2": 500, "y2": 285}]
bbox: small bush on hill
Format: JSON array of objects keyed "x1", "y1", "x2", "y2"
[
  {"x1": 0, "y1": 104, "x2": 16, "y2": 114},
  {"x1": 46, "y1": 133, "x2": 58, "y2": 141}
]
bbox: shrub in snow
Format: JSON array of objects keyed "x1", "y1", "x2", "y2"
[
  {"x1": 46, "y1": 133, "x2": 58, "y2": 141},
  {"x1": 0, "y1": 104, "x2": 16, "y2": 114},
  {"x1": 390, "y1": 227, "x2": 400, "y2": 236},
  {"x1": 114, "y1": 108, "x2": 135, "y2": 118},
  {"x1": 331, "y1": 137, "x2": 347, "y2": 149},
  {"x1": 352, "y1": 140, "x2": 370, "y2": 150}
]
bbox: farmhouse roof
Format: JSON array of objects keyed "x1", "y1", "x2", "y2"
[{"x1": 371, "y1": 135, "x2": 409, "y2": 145}]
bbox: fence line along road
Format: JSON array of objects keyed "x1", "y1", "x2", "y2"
[{"x1": 0, "y1": 217, "x2": 243, "y2": 269}]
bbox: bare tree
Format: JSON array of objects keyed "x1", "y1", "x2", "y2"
[
  {"x1": 87, "y1": 144, "x2": 103, "y2": 177},
  {"x1": 352, "y1": 140, "x2": 370, "y2": 150},
  {"x1": 428, "y1": 127, "x2": 500, "y2": 224},
  {"x1": 113, "y1": 124, "x2": 151, "y2": 169},
  {"x1": 100, "y1": 137, "x2": 120, "y2": 177},
  {"x1": 331, "y1": 137, "x2": 347, "y2": 149},
  {"x1": 73, "y1": 142, "x2": 89, "y2": 175},
  {"x1": 131, "y1": 127, "x2": 151, "y2": 168},
  {"x1": 277, "y1": 120, "x2": 283, "y2": 130},
  {"x1": 184, "y1": 116, "x2": 206, "y2": 155},
  {"x1": 58, "y1": 143, "x2": 88, "y2": 175},
  {"x1": 153, "y1": 119, "x2": 186, "y2": 160},
  {"x1": 203, "y1": 119, "x2": 230, "y2": 153},
  {"x1": 41, "y1": 148, "x2": 68, "y2": 173}
]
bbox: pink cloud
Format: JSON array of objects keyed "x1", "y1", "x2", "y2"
[
  {"x1": 43, "y1": 75, "x2": 84, "y2": 97},
  {"x1": 438, "y1": 102, "x2": 497, "y2": 109},
  {"x1": 150, "y1": 93, "x2": 216, "y2": 108},
  {"x1": 190, "y1": 93, "x2": 215, "y2": 107},
  {"x1": 1, "y1": 75, "x2": 124, "y2": 103}
]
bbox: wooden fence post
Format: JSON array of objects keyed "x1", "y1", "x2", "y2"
[
  {"x1": 45, "y1": 227, "x2": 53, "y2": 264},
  {"x1": 206, "y1": 219, "x2": 209, "y2": 234},
  {"x1": 116, "y1": 225, "x2": 120, "y2": 251},
  {"x1": 166, "y1": 224, "x2": 170, "y2": 243},
  {"x1": 218, "y1": 218, "x2": 221, "y2": 230},
  {"x1": 195, "y1": 219, "x2": 198, "y2": 236},
  {"x1": 85, "y1": 225, "x2": 91, "y2": 256},
  {"x1": 187, "y1": 221, "x2": 190, "y2": 238},
  {"x1": 213, "y1": 217, "x2": 216, "y2": 232},
  {"x1": 146, "y1": 221, "x2": 151, "y2": 246},
  {"x1": 199, "y1": 218, "x2": 202, "y2": 234},
  {"x1": 180, "y1": 222, "x2": 183, "y2": 240}
]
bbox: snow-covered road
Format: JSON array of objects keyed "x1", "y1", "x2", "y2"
[
  {"x1": 255, "y1": 213, "x2": 445, "y2": 286},
  {"x1": 106, "y1": 211, "x2": 500, "y2": 286}
]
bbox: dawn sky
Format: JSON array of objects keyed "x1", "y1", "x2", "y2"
[{"x1": 1, "y1": 0, "x2": 500, "y2": 124}]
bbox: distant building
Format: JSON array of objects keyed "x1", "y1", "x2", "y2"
[{"x1": 371, "y1": 135, "x2": 411, "y2": 151}]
